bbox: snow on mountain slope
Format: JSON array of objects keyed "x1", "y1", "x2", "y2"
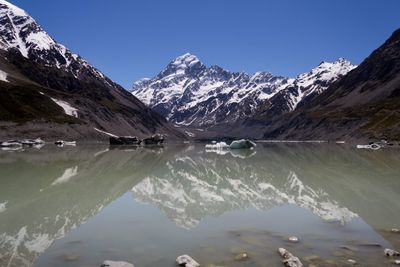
[
  {"x1": 132, "y1": 54, "x2": 356, "y2": 127},
  {"x1": 0, "y1": 0, "x2": 108, "y2": 82},
  {"x1": 0, "y1": 68, "x2": 8, "y2": 82},
  {"x1": 282, "y1": 58, "x2": 356, "y2": 111},
  {"x1": 0, "y1": 0, "x2": 185, "y2": 140}
]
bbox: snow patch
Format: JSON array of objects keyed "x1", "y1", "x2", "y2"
[
  {"x1": 50, "y1": 97, "x2": 78, "y2": 118},
  {"x1": 0, "y1": 69, "x2": 8, "y2": 82},
  {"x1": 0, "y1": 0, "x2": 27, "y2": 17},
  {"x1": 94, "y1": 128, "x2": 118, "y2": 137}
]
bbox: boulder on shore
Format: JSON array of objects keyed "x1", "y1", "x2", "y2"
[
  {"x1": 143, "y1": 134, "x2": 164, "y2": 145},
  {"x1": 109, "y1": 136, "x2": 141, "y2": 145},
  {"x1": 176, "y1": 254, "x2": 200, "y2": 267}
]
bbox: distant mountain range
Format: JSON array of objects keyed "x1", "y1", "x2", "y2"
[
  {"x1": 131, "y1": 54, "x2": 356, "y2": 128},
  {"x1": 132, "y1": 26, "x2": 400, "y2": 141},
  {"x1": 0, "y1": 0, "x2": 184, "y2": 141}
]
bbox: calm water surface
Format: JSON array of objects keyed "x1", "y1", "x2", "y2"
[{"x1": 0, "y1": 144, "x2": 400, "y2": 267}]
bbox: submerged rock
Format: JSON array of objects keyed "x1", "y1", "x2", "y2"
[
  {"x1": 288, "y1": 236, "x2": 299, "y2": 243},
  {"x1": 278, "y1": 248, "x2": 303, "y2": 267},
  {"x1": 62, "y1": 253, "x2": 80, "y2": 261},
  {"x1": 384, "y1": 248, "x2": 400, "y2": 257},
  {"x1": 234, "y1": 252, "x2": 249, "y2": 261},
  {"x1": 304, "y1": 255, "x2": 320, "y2": 262},
  {"x1": 100, "y1": 260, "x2": 134, "y2": 267},
  {"x1": 176, "y1": 255, "x2": 200, "y2": 267}
]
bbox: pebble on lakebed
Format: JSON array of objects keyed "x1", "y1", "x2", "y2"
[
  {"x1": 233, "y1": 252, "x2": 249, "y2": 261},
  {"x1": 62, "y1": 253, "x2": 80, "y2": 261},
  {"x1": 100, "y1": 260, "x2": 134, "y2": 267},
  {"x1": 288, "y1": 236, "x2": 299, "y2": 243}
]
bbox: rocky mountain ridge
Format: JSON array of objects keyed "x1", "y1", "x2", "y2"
[{"x1": 132, "y1": 53, "x2": 356, "y2": 128}]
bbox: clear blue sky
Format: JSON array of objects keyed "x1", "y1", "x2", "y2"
[{"x1": 9, "y1": 0, "x2": 400, "y2": 88}]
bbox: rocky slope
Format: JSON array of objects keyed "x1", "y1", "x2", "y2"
[
  {"x1": 131, "y1": 53, "x2": 355, "y2": 129},
  {"x1": 0, "y1": 0, "x2": 184, "y2": 141},
  {"x1": 256, "y1": 28, "x2": 400, "y2": 141}
]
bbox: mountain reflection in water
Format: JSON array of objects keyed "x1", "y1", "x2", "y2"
[{"x1": 0, "y1": 144, "x2": 399, "y2": 267}]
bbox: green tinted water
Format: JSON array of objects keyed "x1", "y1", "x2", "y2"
[{"x1": 0, "y1": 144, "x2": 399, "y2": 267}]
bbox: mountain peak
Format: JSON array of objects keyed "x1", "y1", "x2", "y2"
[
  {"x1": 0, "y1": 0, "x2": 27, "y2": 17},
  {"x1": 170, "y1": 53, "x2": 201, "y2": 68},
  {"x1": 158, "y1": 53, "x2": 205, "y2": 78},
  {"x1": 318, "y1": 58, "x2": 353, "y2": 68}
]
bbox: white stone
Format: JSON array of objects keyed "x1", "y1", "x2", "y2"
[
  {"x1": 385, "y1": 248, "x2": 400, "y2": 257},
  {"x1": 176, "y1": 254, "x2": 200, "y2": 267},
  {"x1": 347, "y1": 259, "x2": 357, "y2": 265}
]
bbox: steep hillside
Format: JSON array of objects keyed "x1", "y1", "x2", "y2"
[
  {"x1": 257, "y1": 28, "x2": 400, "y2": 141},
  {"x1": 0, "y1": 0, "x2": 184, "y2": 141}
]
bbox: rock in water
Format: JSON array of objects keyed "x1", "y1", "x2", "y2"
[
  {"x1": 278, "y1": 248, "x2": 303, "y2": 267},
  {"x1": 384, "y1": 248, "x2": 400, "y2": 257},
  {"x1": 143, "y1": 134, "x2": 164, "y2": 145},
  {"x1": 176, "y1": 255, "x2": 200, "y2": 267},
  {"x1": 101, "y1": 260, "x2": 134, "y2": 267},
  {"x1": 229, "y1": 139, "x2": 256, "y2": 149},
  {"x1": 109, "y1": 136, "x2": 141, "y2": 145},
  {"x1": 288, "y1": 236, "x2": 299, "y2": 243}
]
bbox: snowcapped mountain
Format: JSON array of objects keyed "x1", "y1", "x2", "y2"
[
  {"x1": 131, "y1": 53, "x2": 356, "y2": 128},
  {"x1": 0, "y1": 0, "x2": 184, "y2": 140},
  {"x1": 0, "y1": 0, "x2": 107, "y2": 82}
]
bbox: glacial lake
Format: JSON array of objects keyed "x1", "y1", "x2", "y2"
[{"x1": 0, "y1": 143, "x2": 400, "y2": 267}]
